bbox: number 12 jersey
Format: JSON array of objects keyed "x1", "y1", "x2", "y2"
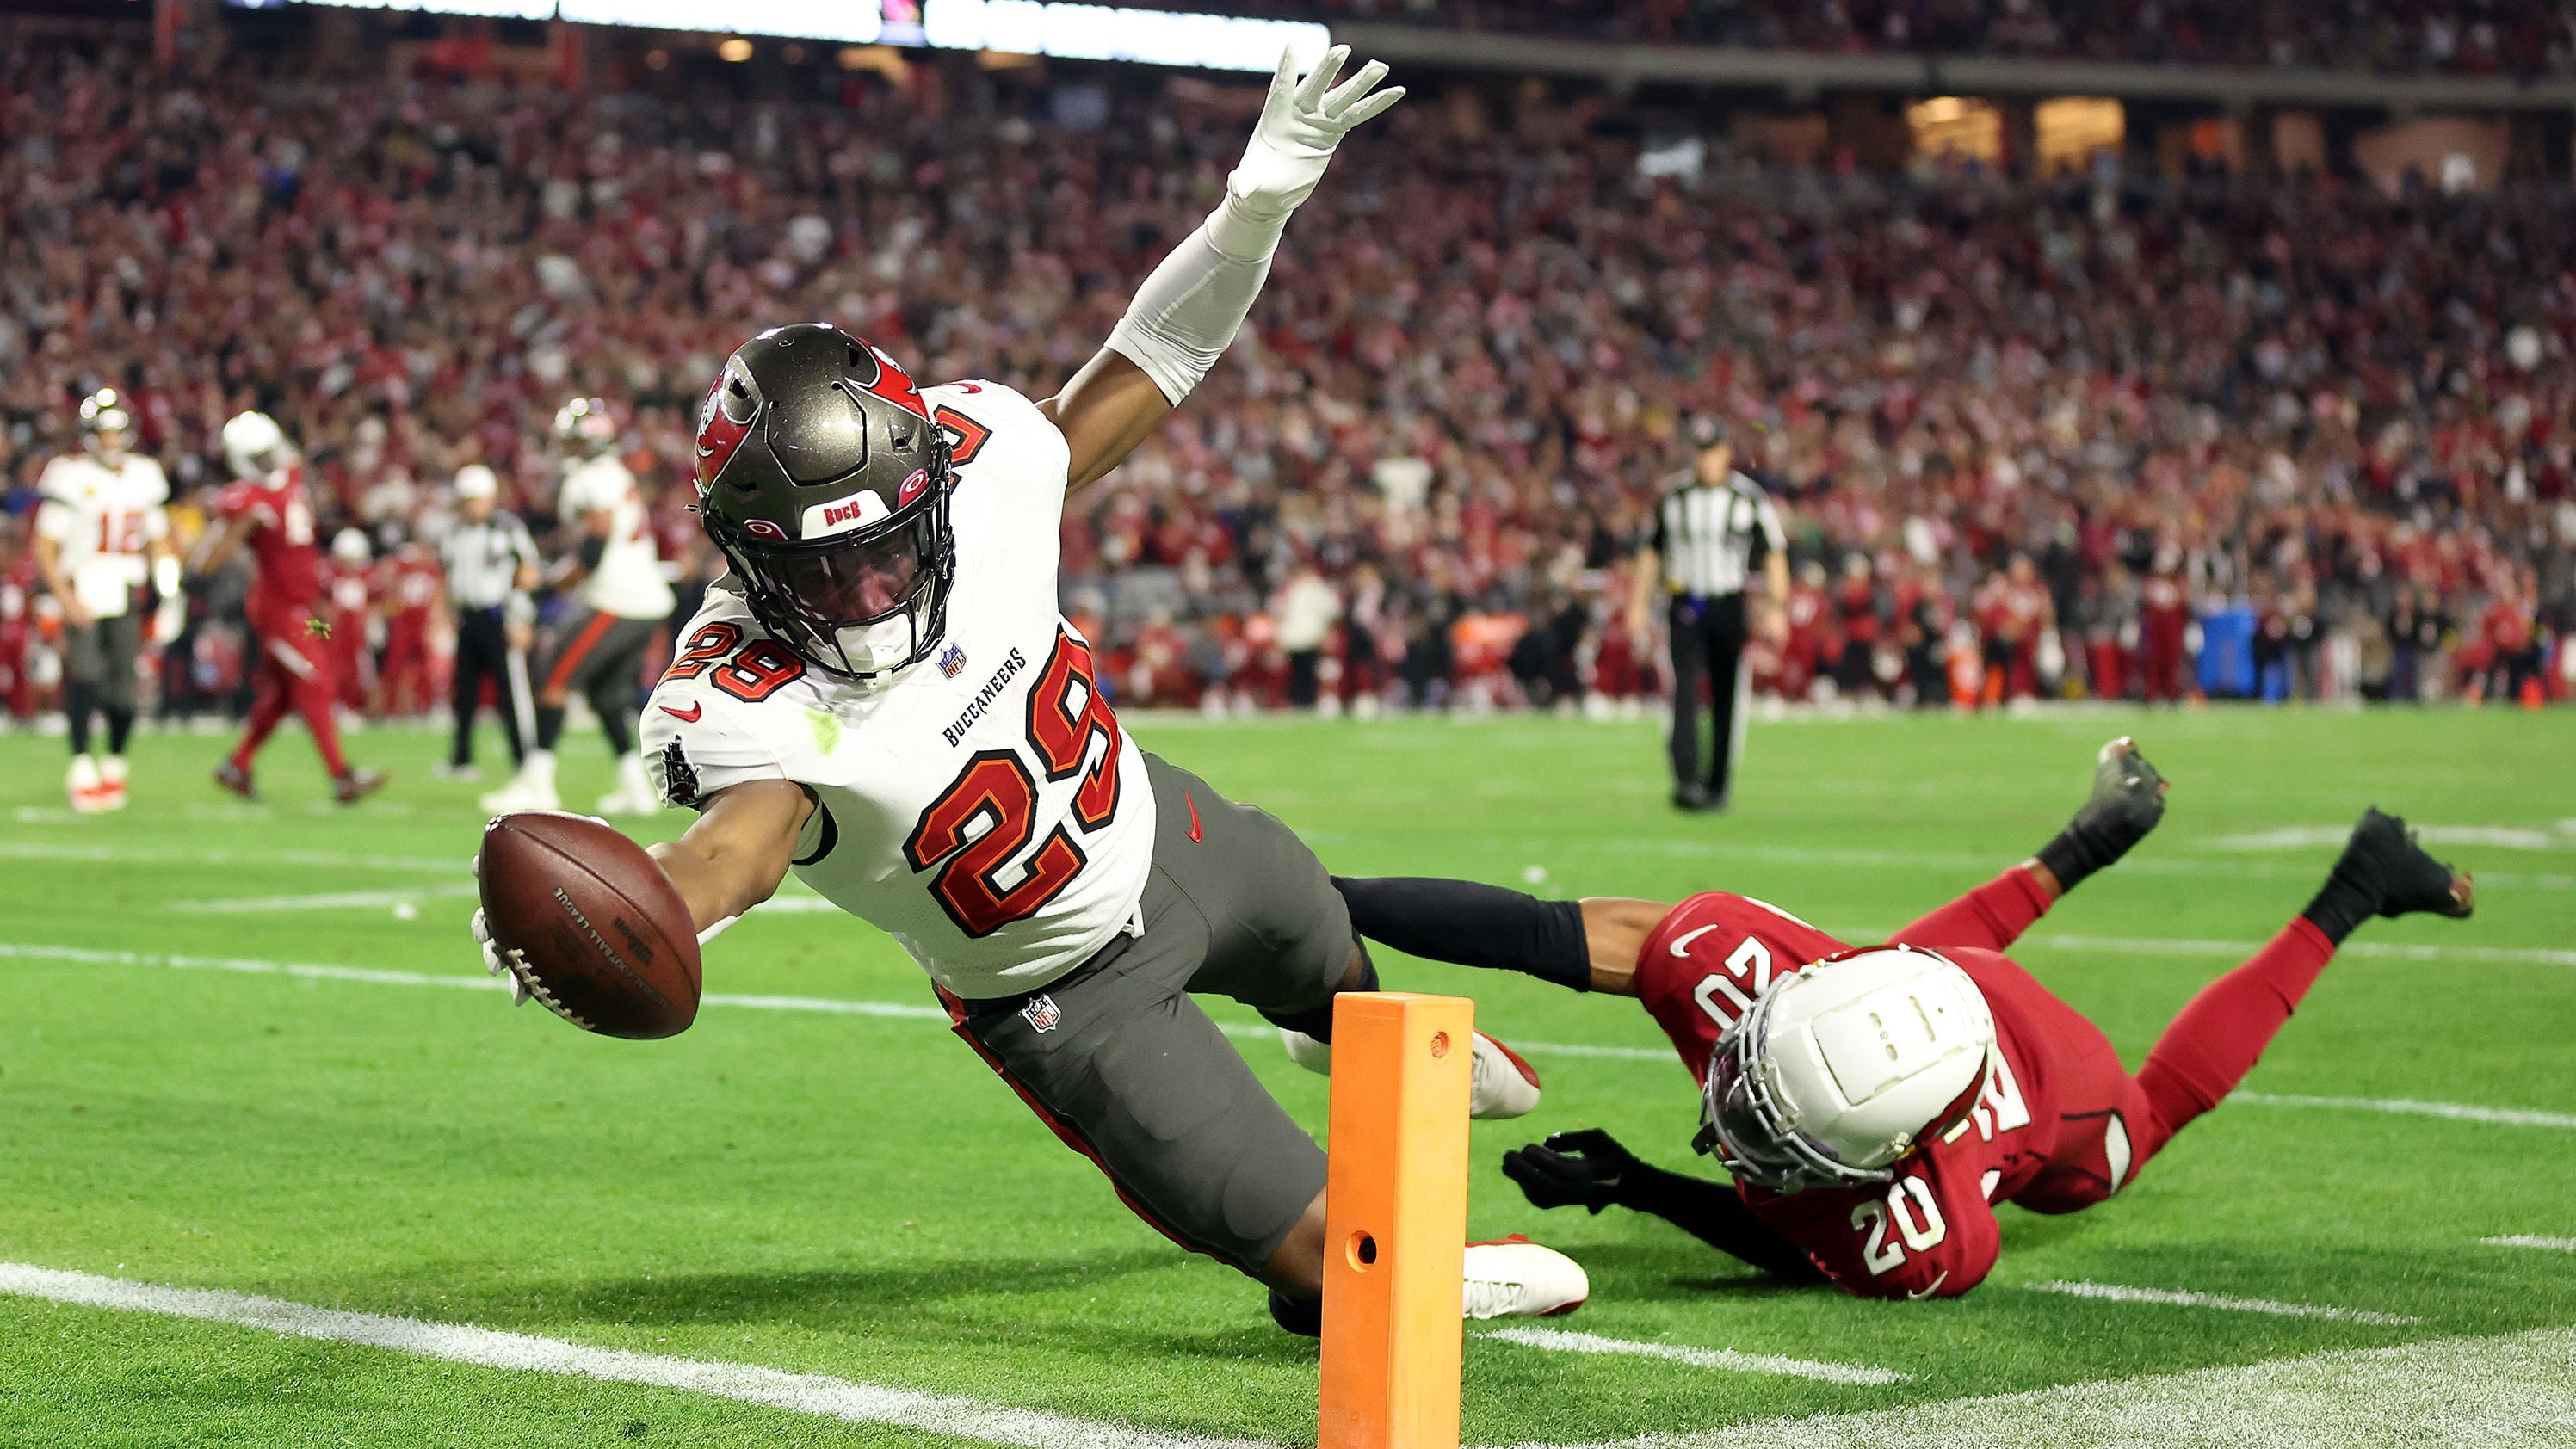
[{"x1": 640, "y1": 380, "x2": 1153, "y2": 1000}]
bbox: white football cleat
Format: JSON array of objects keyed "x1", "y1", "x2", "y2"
[
  {"x1": 1279, "y1": 1027, "x2": 1542, "y2": 1121},
  {"x1": 1280, "y1": 1027, "x2": 1333, "y2": 1075},
  {"x1": 595, "y1": 752, "x2": 658, "y2": 816},
  {"x1": 65, "y1": 755, "x2": 107, "y2": 815},
  {"x1": 98, "y1": 755, "x2": 129, "y2": 811},
  {"x1": 1462, "y1": 1236, "x2": 1588, "y2": 1320},
  {"x1": 1467, "y1": 1033, "x2": 1541, "y2": 1120},
  {"x1": 479, "y1": 774, "x2": 560, "y2": 814}
]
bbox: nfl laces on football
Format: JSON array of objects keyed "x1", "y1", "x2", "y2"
[{"x1": 476, "y1": 811, "x2": 703, "y2": 1039}]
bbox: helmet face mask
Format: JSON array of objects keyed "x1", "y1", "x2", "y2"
[
  {"x1": 708, "y1": 491, "x2": 954, "y2": 679},
  {"x1": 694, "y1": 324, "x2": 957, "y2": 682}
]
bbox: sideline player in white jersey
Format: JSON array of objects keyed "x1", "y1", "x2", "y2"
[
  {"x1": 473, "y1": 48, "x2": 1585, "y2": 1333},
  {"x1": 479, "y1": 398, "x2": 676, "y2": 817},
  {"x1": 32, "y1": 390, "x2": 179, "y2": 813}
]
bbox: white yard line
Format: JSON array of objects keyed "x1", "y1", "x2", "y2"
[
  {"x1": 0, "y1": 840, "x2": 465, "y2": 874},
  {"x1": 1505, "y1": 837, "x2": 2574, "y2": 893},
  {"x1": 1485, "y1": 1326, "x2": 1906, "y2": 1385},
  {"x1": 2209, "y1": 825, "x2": 2572, "y2": 854},
  {"x1": 2011, "y1": 932, "x2": 2576, "y2": 971},
  {"x1": 169, "y1": 885, "x2": 484, "y2": 914},
  {"x1": 0, "y1": 1262, "x2": 1266, "y2": 1449},
  {"x1": 1507, "y1": 1324, "x2": 2576, "y2": 1449},
  {"x1": 15, "y1": 938, "x2": 2576, "y2": 1138},
  {"x1": 2021, "y1": 1280, "x2": 2420, "y2": 1326},
  {"x1": 2231, "y1": 1093, "x2": 2576, "y2": 1131},
  {"x1": 2484, "y1": 1235, "x2": 2576, "y2": 1253}
]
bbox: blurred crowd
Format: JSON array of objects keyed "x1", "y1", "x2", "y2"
[
  {"x1": 2, "y1": 28, "x2": 2568, "y2": 726},
  {"x1": 1173, "y1": 0, "x2": 2576, "y2": 78}
]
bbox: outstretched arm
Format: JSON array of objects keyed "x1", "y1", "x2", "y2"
[
  {"x1": 646, "y1": 779, "x2": 814, "y2": 934},
  {"x1": 1504, "y1": 1131, "x2": 1825, "y2": 1284},
  {"x1": 1042, "y1": 45, "x2": 1402, "y2": 494},
  {"x1": 1331, "y1": 873, "x2": 1669, "y2": 996}
]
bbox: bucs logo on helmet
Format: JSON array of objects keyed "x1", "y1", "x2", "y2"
[{"x1": 694, "y1": 360, "x2": 761, "y2": 494}]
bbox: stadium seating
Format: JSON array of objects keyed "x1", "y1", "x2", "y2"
[{"x1": 0, "y1": 24, "x2": 2566, "y2": 718}]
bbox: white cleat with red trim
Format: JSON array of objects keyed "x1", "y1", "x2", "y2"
[
  {"x1": 1467, "y1": 1032, "x2": 1541, "y2": 1120},
  {"x1": 1463, "y1": 1236, "x2": 1588, "y2": 1320},
  {"x1": 1278, "y1": 1028, "x2": 1542, "y2": 1120}
]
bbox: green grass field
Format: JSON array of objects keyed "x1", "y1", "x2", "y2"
[{"x1": 2, "y1": 706, "x2": 2571, "y2": 1447}]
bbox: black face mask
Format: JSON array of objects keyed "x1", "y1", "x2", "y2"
[{"x1": 761, "y1": 509, "x2": 937, "y2": 627}]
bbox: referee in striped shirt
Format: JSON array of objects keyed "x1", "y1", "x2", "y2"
[
  {"x1": 1627, "y1": 416, "x2": 1788, "y2": 812},
  {"x1": 438, "y1": 465, "x2": 540, "y2": 780}
]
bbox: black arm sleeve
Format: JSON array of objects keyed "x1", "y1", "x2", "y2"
[
  {"x1": 578, "y1": 534, "x2": 608, "y2": 570},
  {"x1": 1615, "y1": 1162, "x2": 1827, "y2": 1284}
]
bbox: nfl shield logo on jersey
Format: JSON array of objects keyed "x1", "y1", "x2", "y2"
[
  {"x1": 1021, "y1": 995, "x2": 1061, "y2": 1033},
  {"x1": 937, "y1": 643, "x2": 968, "y2": 678}
]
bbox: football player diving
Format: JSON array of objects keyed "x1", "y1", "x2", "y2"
[
  {"x1": 473, "y1": 47, "x2": 1589, "y2": 1334},
  {"x1": 1325, "y1": 740, "x2": 2475, "y2": 1299}
]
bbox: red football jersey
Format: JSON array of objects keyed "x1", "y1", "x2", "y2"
[
  {"x1": 1634, "y1": 893, "x2": 2116, "y2": 1300},
  {"x1": 215, "y1": 466, "x2": 325, "y2": 614},
  {"x1": 384, "y1": 551, "x2": 442, "y2": 629}
]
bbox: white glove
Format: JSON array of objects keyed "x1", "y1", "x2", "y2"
[
  {"x1": 1217, "y1": 45, "x2": 1403, "y2": 246},
  {"x1": 472, "y1": 908, "x2": 533, "y2": 1007},
  {"x1": 150, "y1": 596, "x2": 184, "y2": 646}
]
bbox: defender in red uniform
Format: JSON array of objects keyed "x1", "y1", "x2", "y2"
[
  {"x1": 197, "y1": 412, "x2": 386, "y2": 804},
  {"x1": 1332, "y1": 740, "x2": 2474, "y2": 1299}
]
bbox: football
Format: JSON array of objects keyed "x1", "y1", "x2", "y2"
[{"x1": 476, "y1": 811, "x2": 702, "y2": 1039}]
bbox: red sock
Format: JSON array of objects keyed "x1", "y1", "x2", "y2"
[
  {"x1": 2134, "y1": 917, "x2": 2335, "y2": 1154},
  {"x1": 232, "y1": 687, "x2": 288, "y2": 772},
  {"x1": 298, "y1": 681, "x2": 350, "y2": 777},
  {"x1": 1892, "y1": 866, "x2": 2052, "y2": 953}
]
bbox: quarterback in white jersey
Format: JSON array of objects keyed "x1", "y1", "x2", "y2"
[
  {"x1": 474, "y1": 48, "x2": 1585, "y2": 1334},
  {"x1": 31, "y1": 389, "x2": 179, "y2": 812},
  {"x1": 479, "y1": 398, "x2": 677, "y2": 817}
]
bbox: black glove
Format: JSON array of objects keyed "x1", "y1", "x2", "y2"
[{"x1": 1501, "y1": 1128, "x2": 1640, "y2": 1214}]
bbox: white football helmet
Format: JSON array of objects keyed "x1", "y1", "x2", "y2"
[
  {"x1": 330, "y1": 528, "x2": 371, "y2": 566},
  {"x1": 221, "y1": 410, "x2": 291, "y2": 479},
  {"x1": 79, "y1": 389, "x2": 133, "y2": 459},
  {"x1": 1696, "y1": 945, "x2": 1997, "y2": 1193}
]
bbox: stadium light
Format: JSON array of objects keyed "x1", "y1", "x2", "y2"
[
  {"x1": 555, "y1": 0, "x2": 882, "y2": 43},
  {"x1": 225, "y1": 0, "x2": 1324, "y2": 72}
]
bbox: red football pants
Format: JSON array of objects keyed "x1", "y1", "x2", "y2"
[
  {"x1": 232, "y1": 610, "x2": 349, "y2": 778},
  {"x1": 1893, "y1": 867, "x2": 2335, "y2": 1213}
]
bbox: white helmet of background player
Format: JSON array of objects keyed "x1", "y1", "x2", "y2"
[
  {"x1": 331, "y1": 528, "x2": 372, "y2": 566},
  {"x1": 79, "y1": 389, "x2": 134, "y2": 462},
  {"x1": 553, "y1": 397, "x2": 620, "y2": 458},
  {"x1": 221, "y1": 410, "x2": 291, "y2": 479},
  {"x1": 1695, "y1": 945, "x2": 1998, "y2": 1193}
]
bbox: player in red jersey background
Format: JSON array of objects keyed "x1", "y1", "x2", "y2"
[
  {"x1": 195, "y1": 412, "x2": 386, "y2": 804},
  {"x1": 376, "y1": 537, "x2": 448, "y2": 718},
  {"x1": 1331, "y1": 739, "x2": 2474, "y2": 1298},
  {"x1": 324, "y1": 529, "x2": 378, "y2": 717}
]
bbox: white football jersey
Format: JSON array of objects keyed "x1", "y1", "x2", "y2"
[
  {"x1": 559, "y1": 454, "x2": 676, "y2": 621},
  {"x1": 640, "y1": 381, "x2": 1154, "y2": 999},
  {"x1": 34, "y1": 452, "x2": 170, "y2": 619}
]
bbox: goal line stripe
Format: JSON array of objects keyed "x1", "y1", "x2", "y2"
[
  {"x1": 2484, "y1": 1235, "x2": 2576, "y2": 1253},
  {"x1": 0, "y1": 1262, "x2": 1269, "y2": 1449},
  {"x1": 1484, "y1": 1326, "x2": 1905, "y2": 1384},
  {"x1": 9, "y1": 939, "x2": 2573, "y2": 1133}
]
